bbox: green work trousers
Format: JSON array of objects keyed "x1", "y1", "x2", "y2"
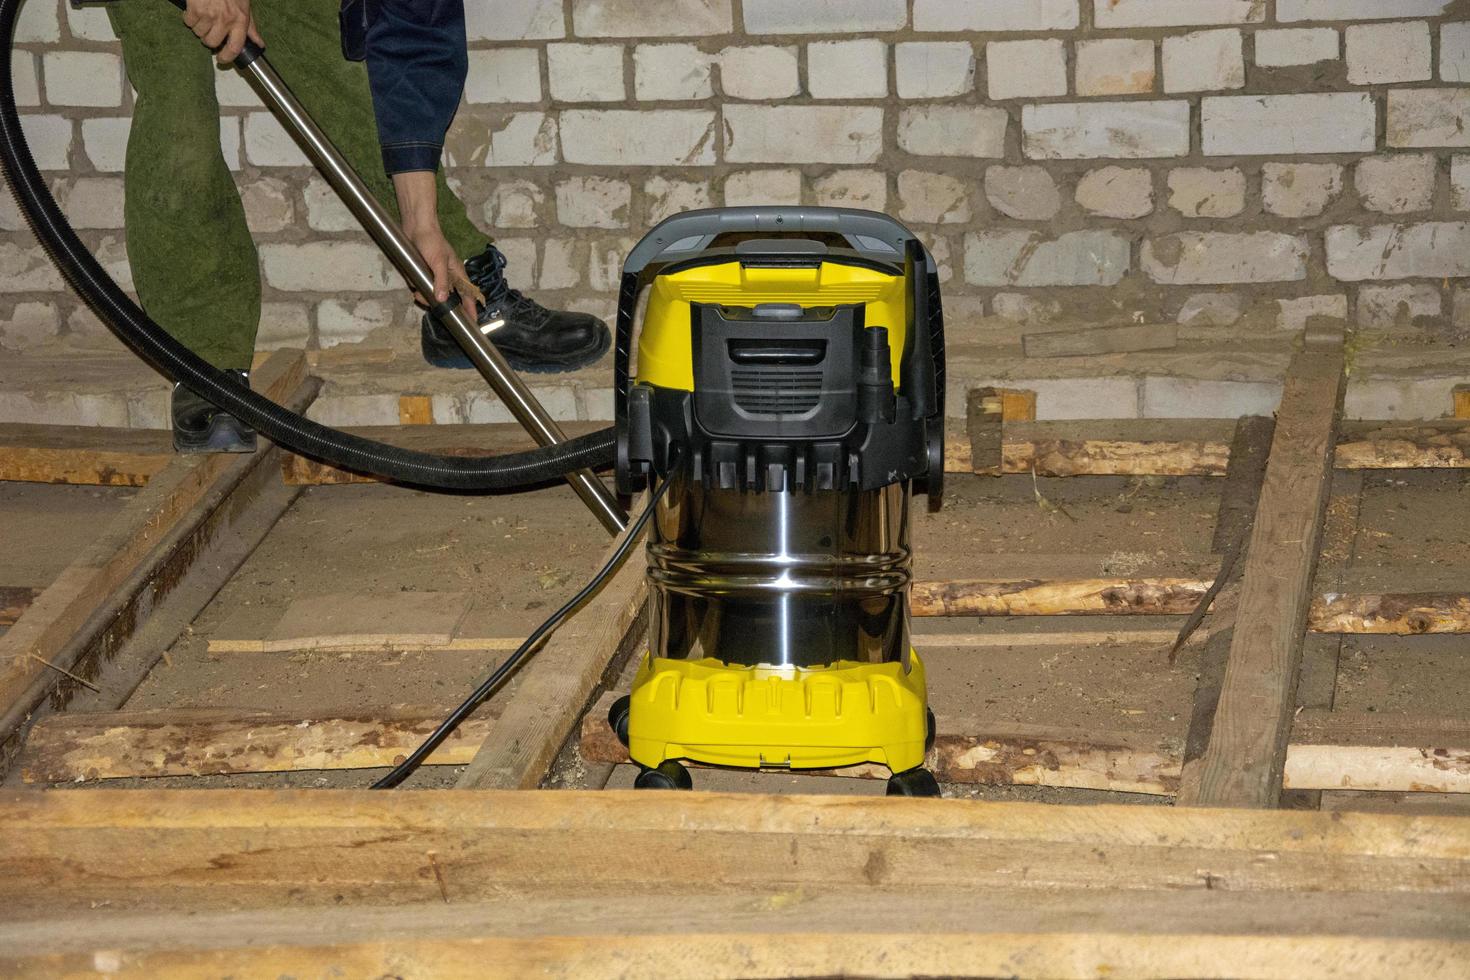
[{"x1": 108, "y1": 0, "x2": 485, "y2": 369}]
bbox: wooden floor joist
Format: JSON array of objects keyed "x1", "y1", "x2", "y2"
[
  {"x1": 5, "y1": 415, "x2": 1467, "y2": 490},
  {"x1": 0, "y1": 351, "x2": 309, "y2": 772},
  {"x1": 1, "y1": 789, "x2": 1467, "y2": 978},
  {"x1": 577, "y1": 695, "x2": 1470, "y2": 798},
  {"x1": 1180, "y1": 338, "x2": 1348, "y2": 808},
  {"x1": 453, "y1": 494, "x2": 650, "y2": 790}
]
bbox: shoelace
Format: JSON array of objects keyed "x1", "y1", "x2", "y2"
[{"x1": 466, "y1": 245, "x2": 553, "y2": 328}]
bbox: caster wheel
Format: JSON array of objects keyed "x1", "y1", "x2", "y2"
[
  {"x1": 886, "y1": 766, "x2": 942, "y2": 798},
  {"x1": 608, "y1": 695, "x2": 632, "y2": 748},
  {"x1": 634, "y1": 760, "x2": 693, "y2": 790},
  {"x1": 925, "y1": 707, "x2": 937, "y2": 753}
]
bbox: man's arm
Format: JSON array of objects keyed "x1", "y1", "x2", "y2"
[{"x1": 361, "y1": 0, "x2": 479, "y2": 314}]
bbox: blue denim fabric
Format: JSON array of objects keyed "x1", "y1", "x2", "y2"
[{"x1": 341, "y1": 0, "x2": 467, "y2": 174}]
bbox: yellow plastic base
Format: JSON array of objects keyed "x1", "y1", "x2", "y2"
[{"x1": 625, "y1": 652, "x2": 929, "y2": 775}]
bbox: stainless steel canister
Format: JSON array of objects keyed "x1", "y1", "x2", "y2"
[{"x1": 647, "y1": 469, "x2": 912, "y2": 669}]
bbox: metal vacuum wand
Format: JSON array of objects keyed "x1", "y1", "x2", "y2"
[{"x1": 232, "y1": 44, "x2": 627, "y2": 534}]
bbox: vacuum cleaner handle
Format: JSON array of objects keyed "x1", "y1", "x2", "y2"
[{"x1": 623, "y1": 206, "x2": 938, "y2": 279}]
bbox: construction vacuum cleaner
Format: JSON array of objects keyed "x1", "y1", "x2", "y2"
[
  {"x1": 0, "y1": 0, "x2": 944, "y2": 795},
  {"x1": 607, "y1": 209, "x2": 947, "y2": 796}
]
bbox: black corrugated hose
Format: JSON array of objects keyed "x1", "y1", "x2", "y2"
[{"x1": 0, "y1": 0, "x2": 615, "y2": 491}]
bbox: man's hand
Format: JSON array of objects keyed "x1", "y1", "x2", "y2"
[
  {"x1": 393, "y1": 171, "x2": 483, "y2": 327},
  {"x1": 183, "y1": 0, "x2": 263, "y2": 65}
]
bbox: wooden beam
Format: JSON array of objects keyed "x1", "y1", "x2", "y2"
[
  {"x1": 1454, "y1": 383, "x2": 1469, "y2": 419},
  {"x1": 1310, "y1": 592, "x2": 1470, "y2": 635},
  {"x1": 272, "y1": 417, "x2": 1470, "y2": 487},
  {"x1": 910, "y1": 577, "x2": 1212, "y2": 617},
  {"x1": 7, "y1": 889, "x2": 1467, "y2": 979},
  {"x1": 17, "y1": 706, "x2": 493, "y2": 782},
  {"x1": 1334, "y1": 421, "x2": 1470, "y2": 470},
  {"x1": 0, "y1": 424, "x2": 172, "y2": 487},
  {"x1": 1177, "y1": 416, "x2": 1276, "y2": 798},
  {"x1": 1180, "y1": 340, "x2": 1347, "y2": 808},
  {"x1": 581, "y1": 693, "x2": 1181, "y2": 794},
  {"x1": 1286, "y1": 711, "x2": 1470, "y2": 795},
  {"x1": 0, "y1": 587, "x2": 40, "y2": 628},
  {"x1": 3, "y1": 790, "x2": 1467, "y2": 919},
  {"x1": 454, "y1": 495, "x2": 650, "y2": 789},
  {"x1": 581, "y1": 694, "x2": 1470, "y2": 798},
  {"x1": 0, "y1": 351, "x2": 309, "y2": 772}
]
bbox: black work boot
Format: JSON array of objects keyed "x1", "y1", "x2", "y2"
[
  {"x1": 421, "y1": 243, "x2": 611, "y2": 373},
  {"x1": 171, "y1": 369, "x2": 258, "y2": 454}
]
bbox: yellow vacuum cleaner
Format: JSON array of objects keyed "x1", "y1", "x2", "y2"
[{"x1": 610, "y1": 207, "x2": 946, "y2": 796}]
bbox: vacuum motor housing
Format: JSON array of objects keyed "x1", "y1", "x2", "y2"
[{"x1": 614, "y1": 207, "x2": 945, "y2": 775}]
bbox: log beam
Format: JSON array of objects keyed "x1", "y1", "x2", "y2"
[{"x1": 16, "y1": 707, "x2": 494, "y2": 782}]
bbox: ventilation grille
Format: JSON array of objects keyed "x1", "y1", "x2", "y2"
[{"x1": 730, "y1": 368, "x2": 823, "y2": 416}]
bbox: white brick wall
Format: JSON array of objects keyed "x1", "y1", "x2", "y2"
[{"x1": 6, "y1": 0, "x2": 1470, "y2": 375}]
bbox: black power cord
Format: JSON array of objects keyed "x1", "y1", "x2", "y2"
[{"x1": 372, "y1": 461, "x2": 676, "y2": 789}]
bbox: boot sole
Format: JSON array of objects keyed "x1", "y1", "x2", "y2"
[{"x1": 421, "y1": 319, "x2": 612, "y2": 374}]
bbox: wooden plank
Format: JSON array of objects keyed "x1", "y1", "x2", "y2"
[
  {"x1": 1181, "y1": 340, "x2": 1347, "y2": 808},
  {"x1": 0, "y1": 351, "x2": 309, "y2": 771},
  {"x1": 1286, "y1": 711, "x2": 1470, "y2": 794},
  {"x1": 965, "y1": 387, "x2": 1003, "y2": 476},
  {"x1": 0, "y1": 586, "x2": 40, "y2": 628},
  {"x1": 7, "y1": 889, "x2": 1468, "y2": 980},
  {"x1": 1454, "y1": 383, "x2": 1469, "y2": 419},
  {"x1": 1022, "y1": 323, "x2": 1178, "y2": 358},
  {"x1": 0, "y1": 424, "x2": 172, "y2": 486},
  {"x1": 455, "y1": 494, "x2": 651, "y2": 789},
  {"x1": 17, "y1": 706, "x2": 494, "y2": 782},
  {"x1": 1177, "y1": 416, "x2": 1277, "y2": 798},
  {"x1": 207, "y1": 591, "x2": 473, "y2": 653},
  {"x1": 4, "y1": 790, "x2": 1469, "y2": 919}
]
